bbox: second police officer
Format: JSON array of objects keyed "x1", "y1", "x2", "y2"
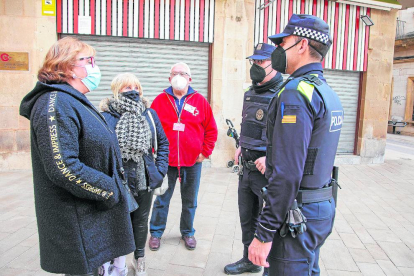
[
  {"x1": 248, "y1": 15, "x2": 343, "y2": 276},
  {"x1": 224, "y1": 43, "x2": 283, "y2": 276}
]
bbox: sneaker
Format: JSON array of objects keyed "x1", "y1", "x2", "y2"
[
  {"x1": 132, "y1": 257, "x2": 147, "y2": 276},
  {"x1": 224, "y1": 257, "x2": 262, "y2": 275},
  {"x1": 149, "y1": 236, "x2": 161, "y2": 251},
  {"x1": 182, "y1": 236, "x2": 197, "y2": 250},
  {"x1": 108, "y1": 264, "x2": 128, "y2": 276}
]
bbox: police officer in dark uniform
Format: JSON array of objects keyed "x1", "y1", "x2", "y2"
[
  {"x1": 248, "y1": 15, "x2": 343, "y2": 276},
  {"x1": 224, "y1": 43, "x2": 283, "y2": 276}
]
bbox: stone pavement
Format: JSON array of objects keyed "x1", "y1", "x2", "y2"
[{"x1": 1, "y1": 134, "x2": 414, "y2": 275}]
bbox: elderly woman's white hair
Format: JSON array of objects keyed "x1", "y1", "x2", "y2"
[{"x1": 170, "y1": 62, "x2": 191, "y2": 77}]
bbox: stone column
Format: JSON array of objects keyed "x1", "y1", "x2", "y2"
[
  {"x1": 356, "y1": 9, "x2": 398, "y2": 163},
  {"x1": 210, "y1": 0, "x2": 256, "y2": 167}
]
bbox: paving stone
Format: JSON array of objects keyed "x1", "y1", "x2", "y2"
[
  {"x1": 214, "y1": 223, "x2": 236, "y2": 238},
  {"x1": 367, "y1": 229, "x2": 403, "y2": 243},
  {"x1": 320, "y1": 239, "x2": 359, "y2": 272},
  {"x1": 230, "y1": 240, "x2": 245, "y2": 263},
  {"x1": 5, "y1": 245, "x2": 41, "y2": 269},
  {"x1": 338, "y1": 233, "x2": 365, "y2": 249},
  {"x1": 169, "y1": 239, "x2": 211, "y2": 268},
  {"x1": 146, "y1": 243, "x2": 178, "y2": 271},
  {"x1": 398, "y1": 266, "x2": 414, "y2": 276},
  {"x1": 349, "y1": 223, "x2": 376, "y2": 244},
  {"x1": 334, "y1": 219, "x2": 355, "y2": 234},
  {"x1": 164, "y1": 264, "x2": 204, "y2": 276},
  {"x1": 365, "y1": 244, "x2": 390, "y2": 261},
  {"x1": 211, "y1": 234, "x2": 233, "y2": 254},
  {"x1": 327, "y1": 270, "x2": 363, "y2": 276},
  {"x1": 376, "y1": 260, "x2": 403, "y2": 275},
  {"x1": 348, "y1": 248, "x2": 376, "y2": 264},
  {"x1": 203, "y1": 252, "x2": 232, "y2": 276},
  {"x1": 0, "y1": 244, "x2": 30, "y2": 268},
  {"x1": 357, "y1": 262, "x2": 386, "y2": 276},
  {"x1": 377, "y1": 241, "x2": 414, "y2": 267}
]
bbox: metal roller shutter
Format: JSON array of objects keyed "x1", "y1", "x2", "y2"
[
  {"x1": 62, "y1": 35, "x2": 210, "y2": 107},
  {"x1": 324, "y1": 69, "x2": 360, "y2": 154},
  {"x1": 283, "y1": 69, "x2": 360, "y2": 154}
]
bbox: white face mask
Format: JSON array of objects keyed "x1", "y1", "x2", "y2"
[{"x1": 171, "y1": 75, "x2": 188, "y2": 90}]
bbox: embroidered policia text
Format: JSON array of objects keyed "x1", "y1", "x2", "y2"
[{"x1": 47, "y1": 92, "x2": 113, "y2": 199}]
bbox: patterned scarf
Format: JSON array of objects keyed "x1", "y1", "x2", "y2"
[{"x1": 109, "y1": 95, "x2": 151, "y2": 191}]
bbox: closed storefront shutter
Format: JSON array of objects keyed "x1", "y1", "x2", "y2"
[
  {"x1": 324, "y1": 69, "x2": 360, "y2": 154},
  {"x1": 282, "y1": 69, "x2": 360, "y2": 154},
  {"x1": 63, "y1": 34, "x2": 210, "y2": 107}
]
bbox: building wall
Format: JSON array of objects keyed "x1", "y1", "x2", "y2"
[
  {"x1": 0, "y1": 0, "x2": 57, "y2": 170},
  {"x1": 397, "y1": 7, "x2": 414, "y2": 35},
  {"x1": 356, "y1": 8, "x2": 398, "y2": 163},
  {"x1": 392, "y1": 58, "x2": 414, "y2": 121}
]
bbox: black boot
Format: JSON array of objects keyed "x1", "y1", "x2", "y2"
[{"x1": 224, "y1": 257, "x2": 262, "y2": 275}]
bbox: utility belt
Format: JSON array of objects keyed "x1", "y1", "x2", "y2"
[
  {"x1": 296, "y1": 185, "x2": 333, "y2": 207},
  {"x1": 260, "y1": 166, "x2": 341, "y2": 238},
  {"x1": 243, "y1": 160, "x2": 258, "y2": 171},
  {"x1": 261, "y1": 183, "x2": 336, "y2": 208}
]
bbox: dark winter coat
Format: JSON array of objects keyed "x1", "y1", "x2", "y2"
[
  {"x1": 19, "y1": 82, "x2": 135, "y2": 274},
  {"x1": 100, "y1": 97, "x2": 169, "y2": 192}
]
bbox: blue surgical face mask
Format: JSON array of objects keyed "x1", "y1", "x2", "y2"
[{"x1": 80, "y1": 64, "x2": 101, "y2": 92}]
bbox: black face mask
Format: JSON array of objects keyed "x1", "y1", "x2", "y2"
[
  {"x1": 121, "y1": 90, "x2": 141, "y2": 102},
  {"x1": 250, "y1": 63, "x2": 273, "y2": 83},
  {"x1": 271, "y1": 39, "x2": 303, "y2": 74}
]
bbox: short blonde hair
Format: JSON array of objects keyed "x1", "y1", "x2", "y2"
[
  {"x1": 38, "y1": 37, "x2": 95, "y2": 83},
  {"x1": 111, "y1": 73, "x2": 144, "y2": 99},
  {"x1": 170, "y1": 62, "x2": 191, "y2": 76}
]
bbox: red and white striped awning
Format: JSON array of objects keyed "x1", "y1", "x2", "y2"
[
  {"x1": 255, "y1": 0, "x2": 371, "y2": 71},
  {"x1": 57, "y1": 0, "x2": 215, "y2": 43}
]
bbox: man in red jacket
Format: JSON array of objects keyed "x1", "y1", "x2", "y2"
[{"x1": 149, "y1": 62, "x2": 218, "y2": 251}]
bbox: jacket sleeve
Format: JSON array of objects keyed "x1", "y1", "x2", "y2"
[
  {"x1": 255, "y1": 89, "x2": 314, "y2": 242},
  {"x1": 32, "y1": 94, "x2": 119, "y2": 209},
  {"x1": 201, "y1": 98, "x2": 218, "y2": 157},
  {"x1": 150, "y1": 109, "x2": 169, "y2": 176}
]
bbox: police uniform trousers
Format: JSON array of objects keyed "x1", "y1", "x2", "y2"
[
  {"x1": 268, "y1": 198, "x2": 335, "y2": 276},
  {"x1": 238, "y1": 166, "x2": 268, "y2": 258}
]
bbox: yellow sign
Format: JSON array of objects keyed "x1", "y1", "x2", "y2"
[
  {"x1": 42, "y1": 0, "x2": 56, "y2": 16},
  {"x1": 0, "y1": 52, "x2": 29, "y2": 71}
]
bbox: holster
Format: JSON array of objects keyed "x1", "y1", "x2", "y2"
[
  {"x1": 331, "y1": 166, "x2": 341, "y2": 207},
  {"x1": 243, "y1": 160, "x2": 258, "y2": 171}
]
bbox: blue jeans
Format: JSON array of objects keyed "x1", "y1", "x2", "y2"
[{"x1": 150, "y1": 162, "x2": 202, "y2": 237}]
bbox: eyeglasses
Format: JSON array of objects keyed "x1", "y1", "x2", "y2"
[
  {"x1": 249, "y1": 59, "x2": 269, "y2": 65},
  {"x1": 170, "y1": 71, "x2": 190, "y2": 77},
  {"x1": 77, "y1": 56, "x2": 95, "y2": 67}
]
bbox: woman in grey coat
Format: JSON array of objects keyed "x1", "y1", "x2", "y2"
[{"x1": 19, "y1": 37, "x2": 135, "y2": 276}]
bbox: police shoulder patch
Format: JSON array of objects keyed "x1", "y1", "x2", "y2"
[{"x1": 330, "y1": 110, "x2": 343, "y2": 132}]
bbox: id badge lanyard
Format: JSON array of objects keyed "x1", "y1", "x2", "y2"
[{"x1": 165, "y1": 92, "x2": 196, "y2": 182}]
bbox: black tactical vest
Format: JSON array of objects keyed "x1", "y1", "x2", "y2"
[{"x1": 239, "y1": 86, "x2": 278, "y2": 152}]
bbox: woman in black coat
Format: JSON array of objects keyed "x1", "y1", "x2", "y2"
[
  {"x1": 100, "y1": 73, "x2": 169, "y2": 276},
  {"x1": 19, "y1": 37, "x2": 135, "y2": 275}
]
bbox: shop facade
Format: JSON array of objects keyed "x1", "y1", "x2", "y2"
[{"x1": 0, "y1": 0, "x2": 402, "y2": 169}]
